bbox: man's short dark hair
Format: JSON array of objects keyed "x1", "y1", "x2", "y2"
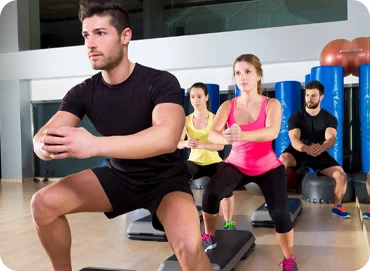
[
  {"x1": 305, "y1": 80, "x2": 324, "y2": 95},
  {"x1": 79, "y1": 0, "x2": 131, "y2": 35}
]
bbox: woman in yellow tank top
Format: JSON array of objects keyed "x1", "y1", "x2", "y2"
[{"x1": 178, "y1": 82, "x2": 236, "y2": 230}]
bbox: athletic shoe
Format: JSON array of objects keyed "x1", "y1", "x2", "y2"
[
  {"x1": 279, "y1": 254, "x2": 298, "y2": 271},
  {"x1": 224, "y1": 220, "x2": 236, "y2": 230},
  {"x1": 201, "y1": 232, "x2": 217, "y2": 252},
  {"x1": 332, "y1": 204, "x2": 351, "y2": 218},
  {"x1": 363, "y1": 206, "x2": 370, "y2": 219}
]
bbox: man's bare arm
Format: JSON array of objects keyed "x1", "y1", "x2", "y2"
[
  {"x1": 289, "y1": 128, "x2": 308, "y2": 152},
  {"x1": 34, "y1": 111, "x2": 81, "y2": 160}
]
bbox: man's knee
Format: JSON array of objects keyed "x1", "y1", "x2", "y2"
[
  {"x1": 279, "y1": 153, "x2": 292, "y2": 167},
  {"x1": 30, "y1": 189, "x2": 61, "y2": 227},
  {"x1": 170, "y1": 236, "x2": 203, "y2": 265},
  {"x1": 333, "y1": 169, "x2": 346, "y2": 186}
]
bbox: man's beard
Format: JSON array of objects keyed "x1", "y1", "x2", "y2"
[
  {"x1": 91, "y1": 47, "x2": 123, "y2": 71},
  {"x1": 306, "y1": 101, "x2": 320, "y2": 109}
]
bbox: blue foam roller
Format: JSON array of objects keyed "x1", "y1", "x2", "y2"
[
  {"x1": 359, "y1": 64, "x2": 370, "y2": 172},
  {"x1": 310, "y1": 66, "x2": 344, "y2": 166},
  {"x1": 275, "y1": 81, "x2": 302, "y2": 157},
  {"x1": 235, "y1": 84, "x2": 241, "y2": 97},
  {"x1": 305, "y1": 74, "x2": 311, "y2": 86},
  {"x1": 205, "y1": 84, "x2": 220, "y2": 114}
]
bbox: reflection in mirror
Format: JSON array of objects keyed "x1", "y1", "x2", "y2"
[{"x1": 35, "y1": 0, "x2": 348, "y2": 49}]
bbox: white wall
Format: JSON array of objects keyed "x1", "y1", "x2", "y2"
[
  {"x1": 1, "y1": 0, "x2": 369, "y2": 101},
  {"x1": 0, "y1": 80, "x2": 23, "y2": 178},
  {"x1": 0, "y1": 1, "x2": 18, "y2": 53}
]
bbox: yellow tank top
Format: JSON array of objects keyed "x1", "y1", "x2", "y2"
[{"x1": 187, "y1": 112, "x2": 223, "y2": 166}]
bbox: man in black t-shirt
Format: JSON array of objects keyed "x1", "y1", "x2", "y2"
[
  {"x1": 30, "y1": 1, "x2": 212, "y2": 270},
  {"x1": 279, "y1": 80, "x2": 351, "y2": 219}
]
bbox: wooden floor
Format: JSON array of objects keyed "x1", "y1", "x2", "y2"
[{"x1": 0, "y1": 181, "x2": 369, "y2": 271}]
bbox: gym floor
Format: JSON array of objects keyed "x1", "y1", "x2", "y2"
[{"x1": 0, "y1": 181, "x2": 368, "y2": 271}]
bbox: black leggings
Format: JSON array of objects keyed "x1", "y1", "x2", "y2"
[
  {"x1": 186, "y1": 161, "x2": 233, "y2": 198},
  {"x1": 202, "y1": 163, "x2": 292, "y2": 234}
]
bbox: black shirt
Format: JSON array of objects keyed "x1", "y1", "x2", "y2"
[
  {"x1": 288, "y1": 108, "x2": 337, "y2": 145},
  {"x1": 59, "y1": 63, "x2": 185, "y2": 183}
]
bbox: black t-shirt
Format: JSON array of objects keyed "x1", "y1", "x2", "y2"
[
  {"x1": 59, "y1": 63, "x2": 185, "y2": 183},
  {"x1": 288, "y1": 108, "x2": 337, "y2": 145}
]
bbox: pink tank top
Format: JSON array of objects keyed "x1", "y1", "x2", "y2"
[{"x1": 224, "y1": 96, "x2": 282, "y2": 176}]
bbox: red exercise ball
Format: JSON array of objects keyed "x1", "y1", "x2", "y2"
[
  {"x1": 352, "y1": 37, "x2": 370, "y2": 76},
  {"x1": 320, "y1": 39, "x2": 352, "y2": 76}
]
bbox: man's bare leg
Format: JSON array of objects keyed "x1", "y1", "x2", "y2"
[
  {"x1": 30, "y1": 170, "x2": 113, "y2": 271},
  {"x1": 320, "y1": 166, "x2": 347, "y2": 205},
  {"x1": 157, "y1": 192, "x2": 211, "y2": 271}
]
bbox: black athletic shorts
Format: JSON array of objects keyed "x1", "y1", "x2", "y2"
[
  {"x1": 91, "y1": 162, "x2": 193, "y2": 232},
  {"x1": 282, "y1": 144, "x2": 339, "y2": 172}
]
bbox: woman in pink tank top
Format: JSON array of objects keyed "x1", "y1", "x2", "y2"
[{"x1": 200, "y1": 54, "x2": 298, "y2": 271}]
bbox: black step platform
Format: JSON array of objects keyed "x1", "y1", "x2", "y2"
[
  {"x1": 251, "y1": 198, "x2": 303, "y2": 227},
  {"x1": 158, "y1": 230, "x2": 256, "y2": 271},
  {"x1": 127, "y1": 205, "x2": 203, "y2": 241},
  {"x1": 80, "y1": 268, "x2": 135, "y2": 271}
]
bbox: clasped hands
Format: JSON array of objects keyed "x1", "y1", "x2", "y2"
[
  {"x1": 222, "y1": 123, "x2": 241, "y2": 143},
  {"x1": 304, "y1": 143, "x2": 324, "y2": 157},
  {"x1": 39, "y1": 126, "x2": 97, "y2": 159},
  {"x1": 186, "y1": 138, "x2": 203, "y2": 149}
]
